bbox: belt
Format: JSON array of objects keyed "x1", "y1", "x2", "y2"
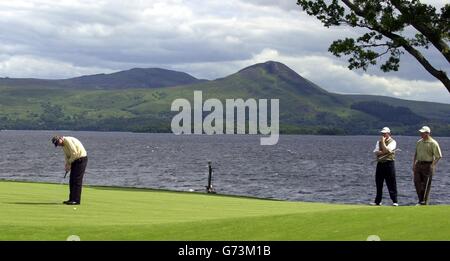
[
  {"x1": 378, "y1": 160, "x2": 394, "y2": 164},
  {"x1": 417, "y1": 161, "x2": 432, "y2": 164},
  {"x1": 73, "y1": 156, "x2": 88, "y2": 163}
]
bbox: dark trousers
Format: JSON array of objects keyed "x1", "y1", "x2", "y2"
[
  {"x1": 375, "y1": 161, "x2": 398, "y2": 204},
  {"x1": 69, "y1": 157, "x2": 88, "y2": 203},
  {"x1": 414, "y1": 162, "x2": 433, "y2": 204}
]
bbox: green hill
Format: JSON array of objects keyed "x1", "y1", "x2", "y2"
[
  {"x1": 0, "y1": 67, "x2": 204, "y2": 90},
  {"x1": 0, "y1": 181, "x2": 449, "y2": 240},
  {"x1": 59, "y1": 68, "x2": 205, "y2": 89},
  {"x1": 348, "y1": 94, "x2": 450, "y2": 123},
  {"x1": 0, "y1": 61, "x2": 449, "y2": 135}
]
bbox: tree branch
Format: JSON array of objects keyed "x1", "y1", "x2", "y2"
[
  {"x1": 358, "y1": 43, "x2": 391, "y2": 48},
  {"x1": 341, "y1": 0, "x2": 450, "y2": 93},
  {"x1": 374, "y1": 45, "x2": 395, "y2": 59},
  {"x1": 393, "y1": 34, "x2": 450, "y2": 92},
  {"x1": 390, "y1": 0, "x2": 450, "y2": 63}
]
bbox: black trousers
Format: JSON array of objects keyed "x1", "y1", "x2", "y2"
[
  {"x1": 69, "y1": 157, "x2": 88, "y2": 203},
  {"x1": 375, "y1": 160, "x2": 398, "y2": 204}
]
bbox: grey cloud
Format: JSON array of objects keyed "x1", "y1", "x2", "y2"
[
  {"x1": 244, "y1": 0, "x2": 300, "y2": 11},
  {"x1": 0, "y1": 0, "x2": 448, "y2": 103}
]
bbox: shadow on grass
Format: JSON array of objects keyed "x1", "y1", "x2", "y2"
[
  {"x1": 7, "y1": 202, "x2": 62, "y2": 205},
  {"x1": 0, "y1": 180, "x2": 281, "y2": 202},
  {"x1": 89, "y1": 185, "x2": 282, "y2": 202}
]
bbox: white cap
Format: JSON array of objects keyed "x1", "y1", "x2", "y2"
[
  {"x1": 419, "y1": 126, "x2": 431, "y2": 133},
  {"x1": 380, "y1": 127, "x2": 391, "y2": 134}
]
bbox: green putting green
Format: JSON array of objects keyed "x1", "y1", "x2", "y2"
[{"x1": 0, "y1": 181, "x2": 449, "y2": 240}]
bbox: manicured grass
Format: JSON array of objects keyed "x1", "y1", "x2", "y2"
[{"x1": 0, "y1": 181, "x2": 449, "y2": 240}]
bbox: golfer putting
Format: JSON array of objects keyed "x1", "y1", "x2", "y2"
[{"x1": 51, "y1": 136, "x2": 88, "y2": 205}]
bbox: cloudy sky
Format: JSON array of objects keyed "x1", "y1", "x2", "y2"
[{"x1": 0, "y1": 0, "x2": 449, "y2": 103}]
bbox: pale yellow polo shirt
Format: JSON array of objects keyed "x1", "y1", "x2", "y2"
[
  {"x1": 415, "y1": 137, "x2": 442, "y2": 162},
  {"x1": 63, "y1": 137, "x2": 87, "y2": 165}
]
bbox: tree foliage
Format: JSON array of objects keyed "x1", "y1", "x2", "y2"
[{"x1": 297, "y1": 0, "x2": 450, "y2": 93}]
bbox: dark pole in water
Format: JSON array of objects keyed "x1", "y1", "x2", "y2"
[{"x1": 206, "y1": 161, "x2": 216, "y2": 194}]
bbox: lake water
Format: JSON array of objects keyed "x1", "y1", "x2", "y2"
[{"x1": 0, "y1": 130, "x2": 448, "y2": 205}]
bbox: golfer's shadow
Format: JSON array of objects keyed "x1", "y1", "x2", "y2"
[{"x1": 8, "y1": 202, "x2": 61, "y2": 205}]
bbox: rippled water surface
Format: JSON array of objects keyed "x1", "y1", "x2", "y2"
[{"x1": 0, "y1": 131, "x2": 448, "y2": 205}]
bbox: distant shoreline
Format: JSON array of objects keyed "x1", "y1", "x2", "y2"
[{"x1": 2, "y1": 129, "x2": 450, "y2": 138}]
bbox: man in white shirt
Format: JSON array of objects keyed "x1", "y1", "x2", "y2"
[{"x1": 371, "y1": 127, "x2": 398, "y2": 206}]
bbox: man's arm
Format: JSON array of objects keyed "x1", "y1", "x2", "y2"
[
  {"x1": 379, "y1": 137, "x2": 389, "y2": 154},
  {"x1": 432, "y1": 158, "x2": 440, "y2": 167},
  {"x1": 65, "y1": 138, "x2": 79, "y2": 165},
  {"x1": 373, "y1": 142, "x2": 383, "y2": 156},
  {"x1": 431, "y1": 143, "x2": 442, "y2": 170},
  {"x1": 431, "y1": 157, "x2": 440, "y2": 175},
  {"x1": 378, "y1": 137, "x2": 395, "y2": 156},
  {"x1": 62, "y1": 140, "x2": 71, "y2": 171},
  {"x1": 386, "y1": 140, "x2": 396, "y2": 152},
  {"x1": 64, "y1": 154, "x2": 70, "y2": 166}
]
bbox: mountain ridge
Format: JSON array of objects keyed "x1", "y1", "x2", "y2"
[
  {"x1": 0, "y1": 61, "x2": 449, "y2": 135},
  {"x1": 0, "y1": 67, "x2": 205, "y2": 89}
]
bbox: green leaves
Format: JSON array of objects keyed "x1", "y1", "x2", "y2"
[
  {"x1": 380, "y1": 54, "x2": 401, "y2": 72},
  {"x1": 297, "y1": 0, "x2": 345, "y2": 27},
  {"x1": 297, "y1": 0, "x2": 450, "y2": 92},
  {"x1": 329, "y1": 36, "x2": 399, "y2": 71}
]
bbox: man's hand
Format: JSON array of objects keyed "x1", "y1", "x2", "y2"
[
  {"x1": 431, "y1": 163, "x2": 436, "y2": 174},
  {"x1": 65, "y1": 164, "x2": 71, "y2": 172}
]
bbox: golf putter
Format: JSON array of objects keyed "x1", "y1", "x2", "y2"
[
  {"x1": 424, "y1": 176, "x2": 431, "y2": 205},
  {"x1": 60, "y1": 171, "x2": 69, "y2": 185}
]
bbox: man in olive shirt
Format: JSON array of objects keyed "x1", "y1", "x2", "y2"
[
  {"x1": 413, "y1": 126, "x2": 442, "y2": 205},
  {"x1": 52, "y1": 136, "x2": 88, "y2": 205}
]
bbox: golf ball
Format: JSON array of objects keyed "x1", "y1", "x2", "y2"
[{"x1": 73, "y1": 207, "x2": 77, "y2": 210}]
